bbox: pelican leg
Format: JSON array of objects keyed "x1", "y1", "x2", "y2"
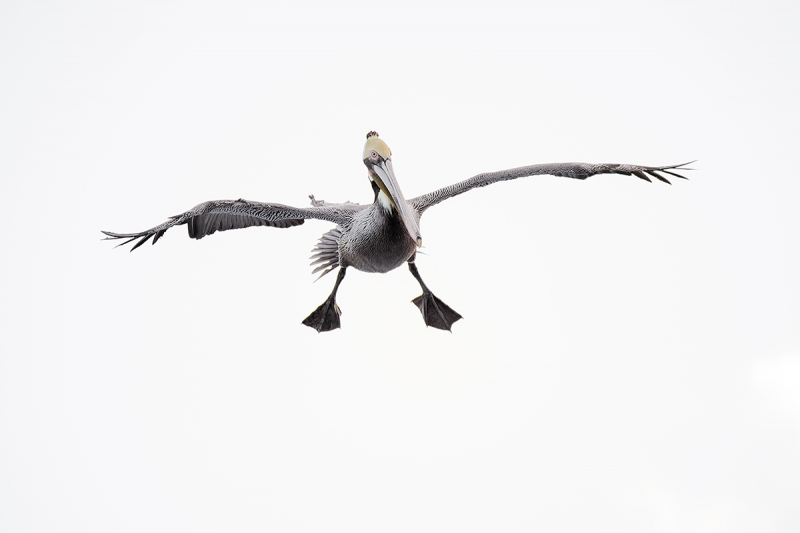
[
  {"x1": 408, "y1": 260, "x2": 462, "y2": 331},
  {"x1": 303, "y1": 267, "x2": 347, "y2": 332}
]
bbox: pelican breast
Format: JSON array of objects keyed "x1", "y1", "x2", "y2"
[{"x1": 339, "y1": 203, "x2": 418, "y2": 273}]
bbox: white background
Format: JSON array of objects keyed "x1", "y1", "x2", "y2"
[{"x1": 2, "y1": 1, "x2": 799, "y2": 531}]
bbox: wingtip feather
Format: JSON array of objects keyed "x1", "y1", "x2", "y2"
[
  {"x1": 646, "y1": 170, "x2": 672, "y2": 185},
  {"x1": 129, "y1": 234, "x2": 154, "y2": 252}
]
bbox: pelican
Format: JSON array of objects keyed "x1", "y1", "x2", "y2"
[{"x1": 103, "y1": 131, "x2": 691, "y2": 332}]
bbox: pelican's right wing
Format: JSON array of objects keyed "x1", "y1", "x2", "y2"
[
  {"x1": 102, "y1": 198, "x2": 363, "y2": 251},
  {"x1": 409, "y1": 161, "x2": 692, "y2": 214}
]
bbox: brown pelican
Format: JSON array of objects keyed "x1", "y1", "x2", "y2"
[{"x1": 103, "y1": 131, "x2": 691, "y2": 332}]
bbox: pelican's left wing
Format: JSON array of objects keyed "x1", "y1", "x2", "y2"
[
  {"x1": 409, "y1": 161, "x2": 692, "y2": 214},
  {"x1": 103, "y1": 198, "x2": 363, "y2": 251}
]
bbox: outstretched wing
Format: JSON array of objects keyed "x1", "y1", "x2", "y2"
[
  {"x1": 409, "y1": 161, "x2": 693, "y2": 214},
  {"x1": 102, "y1": 198, "x2": 363, "y2": 251}
]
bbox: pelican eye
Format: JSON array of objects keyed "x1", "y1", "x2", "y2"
[{"x1": 370, "y1": 150, "x2": 379, "y2": 159}]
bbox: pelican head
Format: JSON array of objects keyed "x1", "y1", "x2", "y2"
[{"x1": 363, "y1": 131, "x2": 422, "y2": 247}]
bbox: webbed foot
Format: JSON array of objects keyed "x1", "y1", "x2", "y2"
[
  {"x1": 303, "y1": 267, "x2": 346, "y2": 332},
  {"x1": 412, "y1": 292, "x2": 462, "y2": 331},
  {"x1": 302, "y1": 298, "x2": 342, "y2": 332}
]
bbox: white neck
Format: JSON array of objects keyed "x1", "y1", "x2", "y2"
[{"x1": 377, "y1": 189, "x2": 393, "y2": 212}]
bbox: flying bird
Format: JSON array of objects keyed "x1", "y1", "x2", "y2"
[{"x1": 103, "y1": 131, "x2": 691, "y2": 332}]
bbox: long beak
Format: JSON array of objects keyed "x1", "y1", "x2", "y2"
[{"x1": 372, "y1": 159, "x2": 422, "y2": 247}]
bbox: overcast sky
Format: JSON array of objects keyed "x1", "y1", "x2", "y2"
[{"x1": 2, "y1": 0, "x2": 799, "y2": 531}]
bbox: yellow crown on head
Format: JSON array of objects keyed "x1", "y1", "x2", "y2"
[{"x1": 363, "y1": 131, "x2": 391, "y2": 160}]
